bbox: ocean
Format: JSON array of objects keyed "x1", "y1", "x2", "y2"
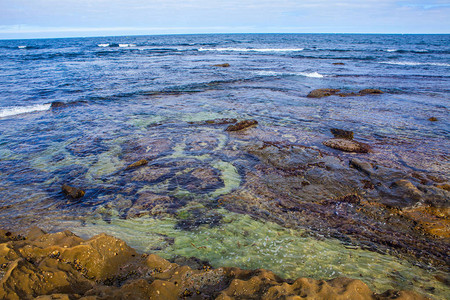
[{"x1": 0, "y1": 34, "x2": 449, "y2": 298}]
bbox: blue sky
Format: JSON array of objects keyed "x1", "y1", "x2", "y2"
[{"x1": 0, "y1": 0, "x2": 449, "y2": 39}]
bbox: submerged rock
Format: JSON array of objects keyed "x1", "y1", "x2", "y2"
[
  {"x1": 428, "y1": 117, "x2": 438, "y2": 122},
  {"x1": 0, "y1": 228, "x2": 427, "y2": 300},
  {"x1": 225, "y1": 119, "x2": 258, "y2": 132},
  {"x1": 189, "y1": 118, "x2": 238, "y2": 125},
  {"x1": 61, "y1": 184, "x2": 85, "y2": 199},
  {"x1": 359, "y1": 88, "x2": 384, "y2": 95},
  {"x1": 212, "y1": 63, "x2": 230, "y2": 67},
  {"x1": 323, "y1": 138, "x2": 371, "y2": 153},
  {"x1": 307, "y1": 88, "x2": 340, "y2": 98},
  {"x1": 125, "y1": 159, "x2": 148, "y2": 170},
  {"x1": 333, "y1": 62, "x2": 345, "y2": 65},
  {"x1": 330, "y1": 128, "x2": 354, "y2": 140}
]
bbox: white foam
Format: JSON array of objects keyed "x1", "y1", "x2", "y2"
[
  {"x1": 119, "y1": 43, "x2": 136, "y2": 47},
  {"x1": 199, "y1": 47, "x2": 304, "y2": 52},
  {"x1": 98, "y1": 43, "x2": 110, "y2": 47},
  {"x1": 298, "y1": 72, "x2": 324, "y2": 78},
  {"x1": 386, "y1": 49, "x2": 397, "y2": 52},
  {"x1": 254, "y1": 71, "x2": 324, "y2": 78},
  {"x1": 18, "y1": 46, "x2": 27, "y2": 49},
  {"x1": 0, "y1": 104, "x2": 51, "y2": 118},
  {"x1": 381, "y1": 61, "x2": 450, "y2": 67}
]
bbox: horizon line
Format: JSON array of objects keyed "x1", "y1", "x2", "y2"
[{"x1": 1, "y1": 32, "x2": 449, "y2": 41}]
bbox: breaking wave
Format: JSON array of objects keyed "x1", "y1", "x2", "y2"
[{"x1": 0, "y1": 104, "x2": 51, "y2": 118}]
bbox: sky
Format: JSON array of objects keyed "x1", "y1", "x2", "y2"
[{"x1": 0, "y1": 0, "x2": 449, "y2": 39}]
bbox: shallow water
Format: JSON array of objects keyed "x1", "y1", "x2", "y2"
[{"x1": 0, "y1": 34, "x2": 449, "y2": 298}]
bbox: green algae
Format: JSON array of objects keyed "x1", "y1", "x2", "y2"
[
  {"x1": 210, "y1": 161, "x2": 240, "y2": 197},
  {"x1": 70, "y1": 209, "x2": 447, "y2": 299}
]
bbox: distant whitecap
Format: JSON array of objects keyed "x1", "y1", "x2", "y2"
[
  {"x1": 119, "y1": 44, "x2": 136, "y2": 47},
  {"x1": 381, "y1": 61, "x2": 450, "y2": 67},
  {"x1": 199, "y1": 47, "x2": 304, "y2": 52},
  {"x1": 98, "y1": 43, "x2": 110, "y2": 47},
  {"x1": 18, "y1": 46, "x2": 27, "y2": 49}
]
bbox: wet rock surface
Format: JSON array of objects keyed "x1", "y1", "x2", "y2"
[
  {"x1": 61, "y1": 184, "x2": 85, "y2": 199},
  {"x1": 225, "y1": 120, "x2": 258, "y2": 132},
  {"x1": 218, "y1": 141, "x2": 450, "y2": 271},
  {"x1": 323, "y1": 138, "x2": 371, "y2": 153},
  {"x1": 307, "y1": 88, "x2": 341, "y2": 98},
  {"x1": 0, "y1": 228, "x2": 427, "y2": 300}
]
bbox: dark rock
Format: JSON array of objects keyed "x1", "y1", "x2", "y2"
[
  {"x1": 349, "y1": 158, "x2": 374, "y2": 175},
  {"x1": 125, "y1": 159, "x2": 148, "y2": 170},
  {"x1": 338, "y1": 92, "x2": 360, "y2": 97},
  {"x1": 62, "y1": 184, "x2": 85, "y2": 199},
  {"x1": 212, "y1": 63, "x2": 230, "y2": 67},
  {"x1": 307, "y1": 89, "x2": 340, "y2": 98},
  {"x1": 323, "y1": 139, "x2": 371, "y2": 153},
  {"x1": 333, "y1": 62, "x2": 345, "y2": 65},
  {"x1": 225, "y1": 119, "x2": 258, "y2": 132},
  {"x1": 50, "y1": 101, "x2": 67, "y2": 108},
  {"x1": 205, "y1": 118, "x2": 237, "y2": 125},
  {"x1": 428, "y1": 117, "x2": 438, "y2": 122},
  {"x1": 330, "y1": 128, "x2": 354, "y2": 140},
  {"x1": 359, "y1": 89, "x2": 384, "y2": 95}
]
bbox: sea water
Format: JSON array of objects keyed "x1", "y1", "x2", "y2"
[{"x1": 0, "y1": 34, "x2": 449, "y2": 298}]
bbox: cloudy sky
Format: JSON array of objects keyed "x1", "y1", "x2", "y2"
[{"x1": 0, "y1": 0, "x2": 449, "y2": 39}]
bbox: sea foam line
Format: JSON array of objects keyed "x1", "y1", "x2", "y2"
[
  {"x1": 381, "y1": 61, "x2": 450, "y2": 67},
  {"x1": 254, "y1": 71, "x2": 324, "y2": 78},
  {"x1": 199, "y1": 47, "x2": 304, "y2": 52},
  {"x1": 0, "y1": 104, "x2": 51, "y2": 118}
]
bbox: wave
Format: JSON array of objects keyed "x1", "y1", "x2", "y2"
[
  {"x1": 97, "y1": 43, "x2": 136, "y2": 48},
  {"x1": 381, "y1": 61, "x2": 450, "y2": 67},
  {"x1": 0, "y1": 104, "x2": 51, "y2": 118},
  {"x1": 198, "y1": 47, "x2": 304, "y2": 52},
  {"x1": 254, "y1": 71, "x2": 324, "y2": 78},
  {"x1": 386, "y1": 49, "x2": 429, "y2": 54}
]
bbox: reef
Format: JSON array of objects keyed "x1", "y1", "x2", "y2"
[{"x1": 0, "y1": 228, "x2": 427, "y2": 300}]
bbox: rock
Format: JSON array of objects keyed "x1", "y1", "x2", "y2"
[
  {"x1": 50, "y1": 101, "x2": 67, "y2": 108},
  {"x1": 330, "y1": 128, "x2": 354, "y2": 140},
  {"x1": 307, "y1": 89, "x2": 340, "y2": 98},
  {"x1": 0, "y1": 227, "x2": 427, "y2": 300},
  {"x1": 323, "y1": 138, "x2": 371, "y2": 153},
  {"x1": 436, "y1": 183, "x2": 450, "y2": 191},
  {"x1": 391, "y1": 179, "x2": 423, "y2": 201},
  {"x1": 125, "y1": 159, "x2": 148, "y2": 170},
  {"x1": 428, "y1": 117, "x2": 438, "y2": 122},
  {"x1": 225, "y1": 119, "x2": 258, "y2": 132},
  {"x1": 212, "y1": 63, "x2": 230, "y2": 67},
  {"x1": 333, "y1": 62, "x2": 345, "y2": 65},
  {"x1": 61, "y1": 184, "x2": 85, "y2": 199},
  {"x1": 349, "y1": 158, "x2": 374, "y2": 175},
  {"x1": 338, "y1": 92, "x2": 359, "y2": 97},
  {"x1": 359, "y1": 89, "x2": 384, "y2": 95},
  {"x1": 189, "y1": 118, "x2": 237, "y2": 125}
]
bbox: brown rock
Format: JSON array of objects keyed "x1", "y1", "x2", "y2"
[
  {"x1": 213, "y1": 63, "x2": 230, "y2": 67},
  {"x1": 436, "y1": 183, "x2": 450, "y2": 191},
  {"x1": 125, "y1": 159, "x2": 148, "y2": 170},
  {"x1": 330, "y1": 128, "x2": 354, "y2": 140},
  {"x1": 0, "y1": 228, "x2": 428, "y2": 300},
  {"x1": 323, "y1": 138, "x2": 371, "y2": 153},
  {"x1": 359, "y1": 89, "x2": 384, "y2": 95},
  {"x1": 61, "y1": 184, "x2": 85, "y2": 199},
  {"x1": 225, "y1": 119, "x2": 258, "y2": 132},
  {"x1": 338, "y1": 92, "x2": 360, "y2": 97},
  {"x1": 333, "y1": 62, "x2": 345, "y2": 65},
  {"x1": 428, "y1": 117, "x2": 438, "y2": 122},
  {"x1": 307, "y1": 89, "x2": 340, "y2": 98}
]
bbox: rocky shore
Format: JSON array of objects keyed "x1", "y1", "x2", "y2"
[{"x1": 0, "y1": 228, "x2": 427, "y2": 299}]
